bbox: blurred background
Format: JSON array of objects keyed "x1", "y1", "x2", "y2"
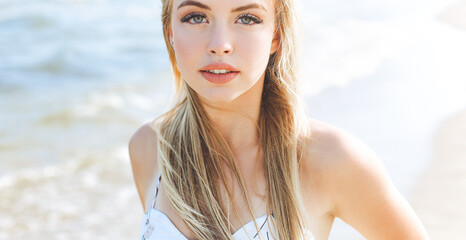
[{"x1": 0, "y1": 0, "x2": 465, "y2": 239}]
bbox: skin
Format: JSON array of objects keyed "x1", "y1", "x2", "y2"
[
  {"x1": 170, "y1": 0, "x2": 279, "y2": 153},
  {"x1": 129, "y1": 0, "x2": 430, "y2": 239}
]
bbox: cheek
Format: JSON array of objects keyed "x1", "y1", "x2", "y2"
[
  {"x1": 238, "y1": 31, "x2": 274, "y2": 74},
  {"x1": 172, "y1": 26, "x2": 206, "y2": 73}
]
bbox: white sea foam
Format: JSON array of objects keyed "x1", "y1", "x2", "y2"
[
  {"x1": 300, "y1": 0, "x2": 466, "y2": 238},
  {"x1": 1, "y1": 0, "x2": 465, "y2": 239},
  {"x1": 296, "y1": 0, "x2": 464, "y2": 96}
]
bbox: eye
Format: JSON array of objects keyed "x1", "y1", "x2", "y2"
[
  {"x1": 180, "y1": 12, "x2": 208, "y2": 24},
  {"x1": 237, "y1": 13, "x2": 263, "y2": 25},
  {"x1": 180, "y1": 12, "x2": 263, "y2": 25}
]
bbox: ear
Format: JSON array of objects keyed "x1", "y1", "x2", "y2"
[
  {"x1": 270, "y1": 31, "x2": 280, "y2": 54},
  {"x1": 168, "y1": 26, "x2": 174, "y2": 46}
]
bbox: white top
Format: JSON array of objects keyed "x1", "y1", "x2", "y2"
[{"x1": 139, "y1": 173, "x2": 315, "y2": 240}]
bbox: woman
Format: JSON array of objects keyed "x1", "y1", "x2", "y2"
[{"x1": 129, "y1": 0, "x2": 429, "y2": 239}]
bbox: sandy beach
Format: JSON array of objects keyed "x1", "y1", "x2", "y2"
[
  {"x1": 408, "y1": 2, "x2": 466, "y2": 239},
  {"x1": 1, "y1": 0, "x2": 465, "y2": 239},
  {"x1": 438, "y1": 1, "x2": 466, "y2": 30},
  {"x1": 409, "y1": 109, "x2": 466, "y2": 239}
]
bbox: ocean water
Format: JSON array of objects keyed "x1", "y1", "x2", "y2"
[
  {"x1": 1, "y1": 0, "x2": 465, "y2": 239},
  {"x1": 300, "y1": 0, "x2": 466, "y2": 238}
]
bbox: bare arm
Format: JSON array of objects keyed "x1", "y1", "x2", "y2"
[
  {"x1": 128, "y1": 122, "x2": 159, "y2": 212},
  {"x1": 303, "y1": 119, "x2": 429, "y2": 239},
  {"x1": 326, "y1": 127, "x2": 429, "y2": 239}
]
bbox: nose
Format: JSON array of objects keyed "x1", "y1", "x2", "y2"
[{"x1": 208, "y1": 24, "x2": 233, "y2": 56}]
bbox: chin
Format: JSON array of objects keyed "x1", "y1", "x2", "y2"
[
  {"x1": 204, "y1": 94, "x2": 238, "y2": 104},
  {"x1": 198, "y1": 90, "x2": 241, "y2": 105}
]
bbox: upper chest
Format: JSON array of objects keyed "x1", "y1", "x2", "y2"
[
  {"x1": 151, "y1": 169, "x2": 268, "y2": 237},
  {"x1": 147, "y1": 171, "x2": 334, "y2": 240}
]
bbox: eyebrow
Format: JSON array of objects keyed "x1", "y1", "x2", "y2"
[{"x1": 177, "y1": 1, "x2": 267, "y2": 13}]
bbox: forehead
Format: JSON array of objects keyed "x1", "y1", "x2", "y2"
[{"x1": 173, "y1": 0, "x2": 275, "y2": 13}]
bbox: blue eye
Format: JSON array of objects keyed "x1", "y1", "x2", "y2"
[
  {"x1": 180, "y1": 12, "x2": 263, "y2": 25},
  {"x1": 237, "y1": 14, "x2": 263, "y2": 25},
  {"x1": 180, "y1": 12, "x2": 208, "y2": 24}
]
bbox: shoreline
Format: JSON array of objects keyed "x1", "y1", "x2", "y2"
[
  {"x1": 409, "y1": 109, "x2": 466, "y2": 239},
  {"x1": 410, "y1": 3, "x2": 466, "y2": 238},
  {"x1": 438, "y1": 1, "x2": 466, "y2": 31}
]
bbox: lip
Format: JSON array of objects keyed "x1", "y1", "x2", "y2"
[
  {"x1": 199, "y1": 63, "x2": 240, "y2": 72},
  {"x1": 199, "y1": 63, "x2": 240, "y2": 84},
  {"x1": 201, "y1": 71, "x2": 239, "y2": 84}
]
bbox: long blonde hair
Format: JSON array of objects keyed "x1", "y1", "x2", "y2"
[{"x1": 152, "y1": 0, "x2": 311, "y2": 239}]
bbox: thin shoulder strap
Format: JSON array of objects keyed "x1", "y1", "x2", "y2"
[{"x1": 151, "y1": 172, "x2": 162, "y2": 209}]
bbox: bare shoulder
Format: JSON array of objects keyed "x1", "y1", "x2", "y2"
[
  {"x1": 128, "y1": 121, "x2": 160, "y2": 212},
  {"x1": 129, "y1": 121, "x2": 159, "y2": 163},
  {"x1": 299, "y1": 119, "x2": 377, "y2": 215},
  {"x1": 303, "y1": 118, "x2": 390, "y2": 181},
  {"x1": 301, "y1": 118, "x2": 429, "y2": 239},
  {"x1": 300, "y1": 118, "x2": 382, "y2": 182}
]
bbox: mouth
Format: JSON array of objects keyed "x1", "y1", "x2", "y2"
[
  {"x1": 199, "y1": 62, "x2": 240, "y2": 74},
  {"x1": 200, "y1": 70, "x2": 239, "y2": 84},
  {"x1": 200, "y1": 69, "x2": 240, "y2": 75},
  {"x1": 199, "y1": 63, "x2": 240, "y2": 83}
]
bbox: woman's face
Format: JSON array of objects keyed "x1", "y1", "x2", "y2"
[{"x1": 170, "y1": 0, "x2": 279, "y2": 105}]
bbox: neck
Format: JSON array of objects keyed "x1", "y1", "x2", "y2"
[{"x1": 199, "y1": 76, "x2": 264, "y2": 154}]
